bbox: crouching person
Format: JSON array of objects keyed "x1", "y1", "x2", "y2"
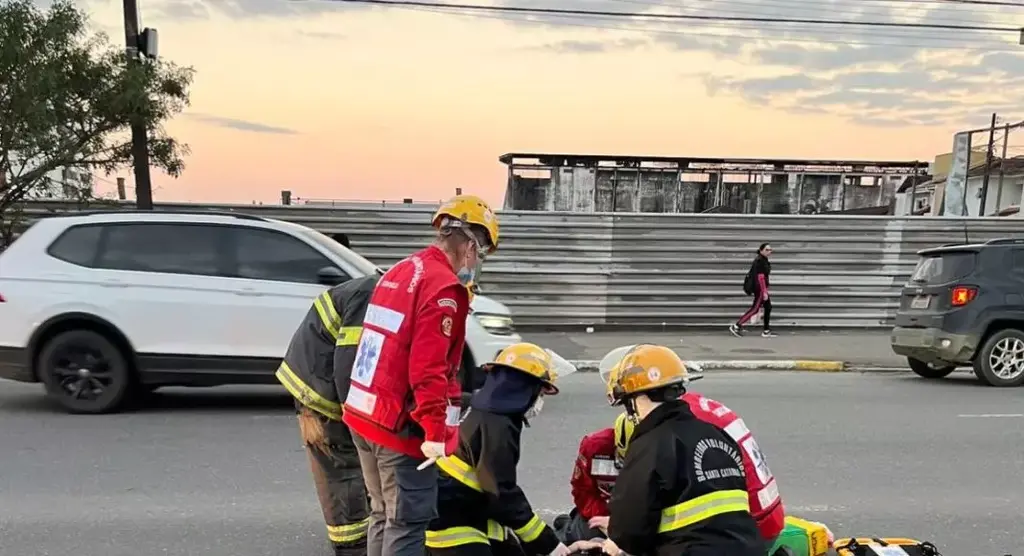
[{"x1": 426, "y1": 343, "x2": 578, "y2": 556}]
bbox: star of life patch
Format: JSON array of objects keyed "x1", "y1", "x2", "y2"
[{"x1": 441, "y1": 315, "x2": 453, "y2": 337}]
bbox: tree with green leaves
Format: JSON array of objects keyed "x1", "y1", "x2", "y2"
[{"x1": 0, "y1": 0, "x2": 194, "y2": 246}]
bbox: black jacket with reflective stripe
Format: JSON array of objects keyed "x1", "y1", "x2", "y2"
[
  {"x1": 607, "y1": 400, "x2": 764, "y2": 556},
  {"x1": 276, "y1": 275, "x2": 378, "y2": 421},
  {"x1": 431, "y1": 407, "x2": 561, "y2": 554}
]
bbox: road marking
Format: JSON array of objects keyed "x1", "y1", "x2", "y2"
[{"x1": 957, "y1": 413, "x2": 1024, "y2": 418}]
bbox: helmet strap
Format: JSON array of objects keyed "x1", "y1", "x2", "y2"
[{"x1": 623, "y1": 397, "x2": 639, "y2": 420}]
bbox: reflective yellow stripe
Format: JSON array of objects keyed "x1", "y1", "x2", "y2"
[
  {"x1": 275, "y1": 361, "x2": 342, "y2": 420},
  {"x1": 314, "y1": 291, "x2": 341, "y2": 340},
  {"x1": 335, "y1": 326, "x2": 362, "y2": 347},
  {"x1": 425, "y1": 526, "x2": 489, "y2": 548},
  {"x1": 658, "y1": 490, "x2": 750, "y2": 533},
  {"x1": 327, "y1": 518, "x2": 369, "y2": 543},
  {"x1": 486, "y1": 520, "x2": 506, "y2": 541},
  {"x1": 436, "y1": 456, "x2": 483, "y2": 492},
  {"x1": 513, "y1": 514, "x2": 546, "y2": 543}
]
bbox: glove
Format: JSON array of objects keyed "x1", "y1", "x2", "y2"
[
  {"x1": 549, "y1": 542, "x2": 572, "y2": 556},
  {"x1": 420, "y1": 441, "x2": 446, "y2": 460}
]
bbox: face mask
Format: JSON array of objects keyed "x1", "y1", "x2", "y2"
[
  {"x1": 456, "y1": 266, "x2": 475, "y2": 286},
  {"x1": 524, "y1": 396, "x2": 544, "y2": 420}
]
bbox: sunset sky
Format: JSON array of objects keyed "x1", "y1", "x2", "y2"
[{"x1": 73, "y1": 0, "x2": 1024, "y2": 207}]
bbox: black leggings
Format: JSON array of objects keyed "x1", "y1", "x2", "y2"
[{"x1": 737, "y1": 293, "x2": 772, "y2": 330}]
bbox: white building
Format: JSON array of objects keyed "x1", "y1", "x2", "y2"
[
  {"x1": 6, "y1": 151, "x2": 94, "y2": 201},
  {"x1": 894, "y1": 157, "x2": 1024, "y2": 217}
]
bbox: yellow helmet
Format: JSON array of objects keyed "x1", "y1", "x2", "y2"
[
  {"x1": 432, "y1": 194, "x2": 500, "y2": 254},
  {"x1": 484, "y1": 342, "x2": 559, "y2": 395},
  {"x1": 606, "y1": 344, "x2": 690, "y2": 406},
  {"x1": 613, "y1": 412, "x2": 635, "y2": 462}
]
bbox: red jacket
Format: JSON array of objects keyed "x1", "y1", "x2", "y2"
[
  {"x1": 681, "y1": 392, "x2": 785, "y2": 540},
  {"x1": 569, "y1": 393, "x2": 785, "y2": 540},
  {"x1": 570, "y1": 428, "x2": 617, "y2": 520},
  {"x1": 343, "y1": 245, "x2": 469, "y2": 458}
]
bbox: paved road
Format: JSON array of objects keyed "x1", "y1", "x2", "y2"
[
  {"x1": 523, "y1": 330, "x2": 905, "y2": 367},
  {"x1": 1, "y1": 371, "x2": 1021, "y2": 556}
]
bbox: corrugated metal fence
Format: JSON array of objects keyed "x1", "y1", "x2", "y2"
[{"x1": 13, "y1": 201, "x2": 1024, "y2": 328}]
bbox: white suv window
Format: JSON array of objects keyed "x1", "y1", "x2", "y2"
[
  {"x1": 47, "y1": 224, "x2": 103, "y2": 267},
  {"x1": 96, "y1": 223, "x2": 229, "y2": 276},
  {"x1": 232, "y1": 227, "x2": 346, "y2": 285}
]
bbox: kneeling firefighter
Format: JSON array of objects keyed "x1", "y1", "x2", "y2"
[
  {"x1": 588, "y1": 344, "x2": 765, "y2": 556},
  {"x1": 558, "y1": 346, "x2": 786, "y2": 551},
  {"x1": 426, "y1": 342, "x2": 576, "y2": 556},
  {"x1": 276, "y1": 274, "x2": 380, "y2": 556}
]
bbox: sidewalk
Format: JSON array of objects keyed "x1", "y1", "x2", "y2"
[{"x1": 522, "y1": 330, "x2": 904, "y2": 368}]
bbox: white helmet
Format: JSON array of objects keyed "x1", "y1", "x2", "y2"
[{"x1": 598, "y1": 345, "x2": 638, "y2": 385}]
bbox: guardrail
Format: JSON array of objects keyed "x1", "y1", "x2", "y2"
[{"x1": 12, "y1": 201, "x2": 1024, "y2": 328}]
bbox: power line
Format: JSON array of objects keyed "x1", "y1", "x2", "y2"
[
  {"x1": 866, "y1": 0, "x2": 1024, "y2": 7},
  {"x1": 607, "y1": 0, "x2": 1024, "y2": 26},
  {"x1": 540, "y1": 5, "x2": 1011, "y2": 44},
  {"x1": 332, "y1": 0, "x2": 1024, "y2": 34},
  {"x1": 401, "y1": 4, "x2": 1023, "y2": 50}
]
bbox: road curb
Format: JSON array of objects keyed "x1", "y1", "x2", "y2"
[{"x1": 569, "y1": 359, "x2": 847, "y2": 373}]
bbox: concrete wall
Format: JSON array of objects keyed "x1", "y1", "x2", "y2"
[{"x1": 18, "y1": 201, "x2": 1024, "y2": 328}]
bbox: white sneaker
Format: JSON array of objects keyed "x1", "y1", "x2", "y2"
[
  {"x1": 729, "y1": 324, "x2": 743, "y2": 337},
  {"x1": 761, "y1": 330, "x2": 777, "y2": 338}
]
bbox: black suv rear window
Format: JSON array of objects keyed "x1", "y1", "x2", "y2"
[{"x1": 909, "y1": 252, "x2": 976, "y2": 284}]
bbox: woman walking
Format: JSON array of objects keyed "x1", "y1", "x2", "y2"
[{"x1": 730, "y1": 243, "x2": 776, "y2": 338}]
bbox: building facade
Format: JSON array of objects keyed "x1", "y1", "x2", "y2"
[{"x1": 500, "y1": 153, "x2": 928, "y2": 214}]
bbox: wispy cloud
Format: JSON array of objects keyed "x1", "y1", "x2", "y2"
[
  {"x1": 185, "y1": 113, "x2": 300, "y2": 135},
  {"x1": 298, "y1": 30, "x2": 347, "y2": 40},
  {"x1": 477, "y1": 0, "x2": 1024, "y2": 127}
]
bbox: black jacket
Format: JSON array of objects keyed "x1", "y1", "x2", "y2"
[
  {"x1": 275, "y1": 275, "x2": 378, "y2": 420},
  {"x1": 432, "y1": 404, "x2": 560, "y2": 555},
  {"x1": 747, "y1": 254, "x2": 771, "y2": 291},
  {"x1": 607, "y1": 401, "x2": 763, "y2": 556}
]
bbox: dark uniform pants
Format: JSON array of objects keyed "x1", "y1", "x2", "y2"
[
  {"x1": 298, "y1": 406, "x2": 370, "y2": 556},
  {"x1": 553, "y1": 508, "x2": 605, "y2": 546}
]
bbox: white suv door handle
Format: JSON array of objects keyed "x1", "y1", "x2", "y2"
[
  {"x1": 235, "y1": 288, "x2": 263, "y2": 297},
  {"x1": 102, "y1": 278, "x2": 123, "y2": 288}
]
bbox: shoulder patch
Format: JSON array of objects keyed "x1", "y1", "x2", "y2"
[
  {"x1": 441, "y1": 315, "x2": 453, "y2": 337},
  {"x1": 437, "y1": 297, "x2": 458, "y2": 311}
]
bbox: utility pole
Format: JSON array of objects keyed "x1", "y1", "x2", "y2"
[
  {"x1": 978, "y1": 112, "x2": 998, "y2": 217},
  {"x1": 994, "y1": 123, "x2": 1011, "y2": 211},
  {"x1": 122, "y1": 0, "x2": 154, "y2": 209}
]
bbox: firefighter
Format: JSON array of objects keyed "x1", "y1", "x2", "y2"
[
  {"x1": 560, "y1": 347, "x2": 787, "y2": 553},
  {"x1": 425, "y1": 342, "x2": 580, "y2": 556},
  {"x1": 275, "y1": 274, "x2": 380, "y2": 556},
  {"x1": 342, "y1": 194, "x2": 500, "y2": 556},
  {"x1": 585, "y1": 344, "x2": 765, "y2": 556}
]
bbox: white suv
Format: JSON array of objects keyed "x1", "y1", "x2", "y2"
[{"x1": 0, "y1": 210, "x2": 522, "y2": 413}]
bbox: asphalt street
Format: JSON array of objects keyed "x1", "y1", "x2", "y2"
[{"x1": 1, "y1": 371, "x2": 1021, "y2": 556}]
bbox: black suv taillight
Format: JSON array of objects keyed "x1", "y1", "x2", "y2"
[{"x1": 951, "y1": 285, "x2": 977, "y2": 307}]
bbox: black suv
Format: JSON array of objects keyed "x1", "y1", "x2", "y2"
[{"x1": 891, "y1": 238, "x2": 1024, "y2": 387}]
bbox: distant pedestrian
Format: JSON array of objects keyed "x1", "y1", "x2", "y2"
[{"x1": 730, "y1": 243, "x2": 776, "y2": 338}]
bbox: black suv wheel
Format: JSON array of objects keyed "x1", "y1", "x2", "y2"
[
  {"x1": 38, "y1": 329, "x2": 132, "y2": 413},
  {"x1": 907, "y1": 357, "x2": 955, "y2": 379},
  {"x1": 973, "y1": 328, "x2": 1024, "y2": 387}
]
